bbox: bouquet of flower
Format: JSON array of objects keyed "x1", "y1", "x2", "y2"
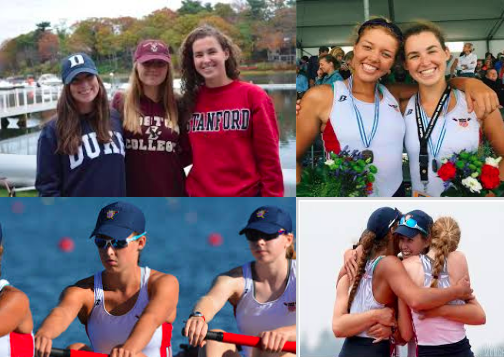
[
  {"x1": 297, "y1": 146, "x2": 378, "y2": 197},
  {"x1": 437, "y1": 150, "x2": 504, "y2": 197}
]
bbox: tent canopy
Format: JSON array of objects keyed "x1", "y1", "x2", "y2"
[{"x1": 297, "y1": 0, "x2": 504, "y2": 48}]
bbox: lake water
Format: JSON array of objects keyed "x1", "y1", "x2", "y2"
[{"x1": 0, "y1": 197, "x2": 295, "y2": 353}]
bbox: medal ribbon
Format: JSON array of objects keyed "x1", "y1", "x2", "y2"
[{"x1": 348, "y1": 76, "x2": 380, "y2": 149}]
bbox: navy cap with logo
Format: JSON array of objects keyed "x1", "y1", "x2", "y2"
[
  {"x1": 239, "y1": 206, "x2": 292, "y2": 235},
  {"x1": 394, "y1": 210, "x2": 433, "y2": 238},
  {"x1": 367, "y1": 207, "x2": 402, "y2": 241},
  {"x1": 61, "y1": 53, "x2": 99, "y2": 85},
  {"x1": 90, "y1": 202, "x2": 145, "y2": 240}
]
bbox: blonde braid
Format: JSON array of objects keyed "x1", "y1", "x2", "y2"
[{"x1": 429, "y1": 217, "x2": 461, "y2": 288}]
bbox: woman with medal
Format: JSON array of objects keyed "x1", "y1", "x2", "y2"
[
  {"x1": 402, "y1": 21, "x2": 504, "y2": 196},
  {"x1": 297, "y1": 18, "x2": 406, "y2": 197},
  {"x1": 296, "y1": 18, "x2": 500, "y2": 197}
]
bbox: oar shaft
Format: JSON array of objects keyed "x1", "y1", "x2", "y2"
[
  {"x1": 205, "y1": 331, "x2": 296, "y2": 353},
  {"x1": 50, "y1": 348, "x2": 108, "y2": 357}
]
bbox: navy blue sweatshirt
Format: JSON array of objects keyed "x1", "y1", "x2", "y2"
[{"x1": 36, "y1": 110, "x2": 126, "y2": 197}]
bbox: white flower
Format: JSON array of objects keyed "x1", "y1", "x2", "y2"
[
  {"x1": 485, "y1": 157, "x2": 502, "y2": 168},
  {"x1": 324, "y1": 159, "x2": 335, "y2": 166},
  {"x1": 461, "y1": 176, "x2": 482, "y2": 193}
]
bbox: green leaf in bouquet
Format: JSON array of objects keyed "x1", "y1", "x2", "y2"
[
  {"x1": 455, "y1": 160, "x2": 465, "y2": 169},
  {"x1": 468, "y1": 164, "x2": 477, "y2": 170},
  {"x1": 368, "y1": 174, "x2": 376, "y2": 182},
  {"x1": 459, "y1": 151, "x2": 470, "y2": 160},
  {"x1": 369, "y1": 165, "x2": 378, "y2": 174}
]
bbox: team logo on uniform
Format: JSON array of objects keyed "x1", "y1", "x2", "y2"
[
  {"x1": 106, "y1": 210, "x2": 118, "y2": 219},
  {"x1": 338, "y1": 95, "x2": 347, "y2": 102},
  {"x1": 256, "y1": 209, "x2": 267, "y2": 219},
  {"x1": 147, "y1": 126, "x2": 161, "y2": 140},
  {"x1": 284, "y1": 302, "x2": 296, "y2": 312},
  {"x1": 452, "y1": 117, "x2": 472, "y2": 127},
  {"x1": 95, "y1": 299, "x2": 101, "y2": 306},
  {"x1": 388, "y1": 104, "x2": 399, "y2": 112},
  {"x1": 406, "y1": 109, "x2": 413, "y2": 116}
]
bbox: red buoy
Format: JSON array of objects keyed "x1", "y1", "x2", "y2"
[
  {"x1": 58, "y1": 237, "x2": 75, "y2": 252},
  {"x1": 208, "y1": 233, "x2": 223, "y2": 247},
  {"x1": 11, "y1": 201, "x2": 25, "y2": 214}
]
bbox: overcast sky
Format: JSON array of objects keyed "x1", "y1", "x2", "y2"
[
  {"x1": 0, "y1": 0, "x2": 233, "y2": 44},
  {"x1": 299, "y1": 199, "x2": 504, "y2": 355}
]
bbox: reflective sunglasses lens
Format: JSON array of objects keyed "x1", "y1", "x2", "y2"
[
  {"x1": 94, "y1": 238, "x2": 106, "y2": 249},
  {"x1": 113, "y1": 240, "x2": 128, "y2": 249}
]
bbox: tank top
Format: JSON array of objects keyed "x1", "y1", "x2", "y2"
[
  {"x1": 0, "y1": 279, "x2": 34, "y2": 357},
  {"x1": 235, "y1": 260, "x2": 296, "y2": 357},
  {"x1": 404, "y1": 90, "x2": 480, "y2": 196},
  {"x1": 86, "y1": 267, "x2": 173, "y2": 357},
  {"x1": 411, "y1": 255, "x2": 466, "y2": 346},
  {"x1": 349, "y1": 256, "x2": 386, "y2": 339},
  {"x1": 323, "y1": 81, "x2": 405, "y2": 197}
]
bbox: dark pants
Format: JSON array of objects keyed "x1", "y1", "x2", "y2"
[
  {"x1": 339, "y1": 336, "x2": 390, "y2": 357},
  {"x1": 418, "y1": 337, "x2": 474, "y2": 357}
]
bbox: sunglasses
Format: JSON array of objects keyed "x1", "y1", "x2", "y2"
[
  {"x1": 399, "y1": 217, "x2": 428, "y2": 235},
  {"x1": 94, "y1": 232, "x2": 146, "y2": 249},
  {"x1": 245, "y1": 229, "x2": 286, "y2": 242}
]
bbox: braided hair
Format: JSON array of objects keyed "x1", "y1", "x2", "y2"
[{"x1": 429, "y1": 217, "x2": 461, "y2": 288}]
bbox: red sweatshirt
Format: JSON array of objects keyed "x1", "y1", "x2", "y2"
[{"x1": 186, "y1": 80, "x2": 283, "y2": 197}]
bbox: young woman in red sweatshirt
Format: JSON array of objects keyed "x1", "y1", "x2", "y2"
[{"x1": 180, "y1": 25, "x2": 284, "y2": 197}]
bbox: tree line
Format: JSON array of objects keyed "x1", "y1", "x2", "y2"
[{"x1": 0, "y1": 0, "x2": 295, "y2": 77}]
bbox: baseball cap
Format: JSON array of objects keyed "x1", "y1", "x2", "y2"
[
  {"x1": 394, "y1": 210, "x2": 433, "y2": 238},
  {"x1": 239, "y1": 206, "x2": 292, "y2": 235},
  {"x1": 367, "y1": 207, "x2": 401, "y2": 241},
  {"x1": 134, "y1": 40, "x2": 171, "y2": 64},
  {"x1": 90, "y1": 202, "x2": 145, "y2": 240},
  {"x1": 61, "y1": 53, "x2": 99, "y2": 85}
]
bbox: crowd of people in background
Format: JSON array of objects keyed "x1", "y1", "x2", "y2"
[{"x1": 296, "y1": 42, "x2": 504, "y2": 106}]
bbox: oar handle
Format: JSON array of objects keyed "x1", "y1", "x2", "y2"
[
  {"x1": 50, "y1": 348, "x2": 108, "y2": 357},
  {"x1": 181, "y1": 329, "x2": 296, "y2": 353}
]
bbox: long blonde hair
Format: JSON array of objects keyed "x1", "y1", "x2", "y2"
[
  {"x1": 123, "y1": 62, "x2": 179, "y2": 134},
  {"x1": 429, "y1": 216, "x2": 461, "y2": 288},
  {"x1": 286, "y1": 236, "x2": 296, "y2": 259}
]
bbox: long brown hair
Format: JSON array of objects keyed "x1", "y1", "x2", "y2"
[
  {"x1": 347, "y1": 229, "x2": 392, "y2": 312},
  {"x1": 179, "y1": 24, "x2": 241, "y2": 112},
  {"x1": 123, "y1": 62, "x2": 179, "y2": 135},
  {"x1": 429, "y1": 216, "x2": 461, "y2": 288},
  {"x1": 55, "y1": 76, "x2": 111, "y2": 156}
]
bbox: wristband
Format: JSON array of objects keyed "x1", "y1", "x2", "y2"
[{"x1": 189, "y1": 311, "x2": 205, "y2": 322}]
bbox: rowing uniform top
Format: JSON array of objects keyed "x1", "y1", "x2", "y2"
[
  {"x1": 411, "y1": 255, "x2": 466, "y2": 346},
  {"x1": 235, "y1": 260, "x2": 296, "y2": 357},
  {"x1": 404, "y1": 90, "x2": 480, "y2": 196},
  {"x1": 323, "y1": 81, "x2": 405, "y2": 197},
  {"x1": 86, "y1": 267, "x2": 172, "y2": 357},
  {"x1": 0, "y1": 280, "x2": 34, "y2": 357},
  {"x1": 349, "y1": 256, "x2": 386, "y2": 339}
]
